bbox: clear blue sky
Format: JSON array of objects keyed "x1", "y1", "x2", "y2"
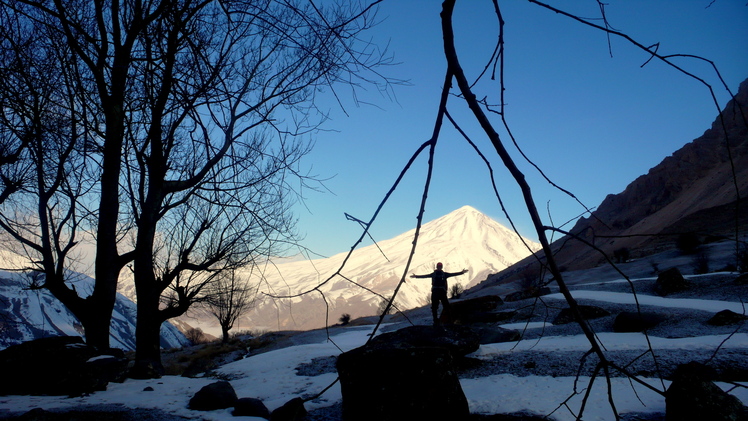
[{"x1": 288, "y1": 0, "x2": 748, "y2": 259}]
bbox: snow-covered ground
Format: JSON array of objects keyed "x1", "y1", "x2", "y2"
[{"x1": 1, "y1": 273, "x2": 747, "y2": 421}]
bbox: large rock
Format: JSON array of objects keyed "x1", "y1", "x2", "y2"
[
  {"x1": 0, "y1": 336, "x2": 128, "y2": 396},
  {"x1": 188, "y1": 381, "x2": 238, "y2": 411},
  {"x1": 469, "y1": 324, "x2": 521, "y2": 345},
  {"x1": 666, "y1": 362, "x2": 748, "y2": 421},
  {"x1": 655, "y1": 267, "x2": 691, "y2": 296},
  {"x1": 337, "y1": 345, "x2": 469, "y2": 421},
  {"x1": 233, "y1": 397, "x2": 271, "y2": 418},
  {"x1": 270, "y1": 397, "x2": 307, "y2": 421},
  {"x1": 552, "y1": 305, "x2": 610, "y2": 325},
  {"x1": 707, "y1": 309, "x2": 748, "y2": 326},
  {"x1": 448, "y1": 295, "x2": 504, "y2": 324},
  {"x1": 367, "y1": 325, "x2": 480, "y2": 357},
  {"x1": 613, "y1": 311, "x2": 668, "y2": 332}
]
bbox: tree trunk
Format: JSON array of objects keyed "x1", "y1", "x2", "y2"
[
  {"x1": 130, "y1": 288, "x2": 165, "y2": 379},
  {"x1": 131, "y1": 187, "x2": 167, "y2": 378}
]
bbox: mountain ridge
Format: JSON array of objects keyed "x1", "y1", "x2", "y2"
[
  {"x1": 482, "y1": 77, "x2": 748, "y2": 288},
  {"x1": 0, "y1": 270, "x2": 189, "y2": 351},
  {"x1": 183, "y1": 205, "x2": 541, "y2": 334}
]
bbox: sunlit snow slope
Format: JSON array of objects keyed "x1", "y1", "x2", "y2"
[
  {"x1": 239, "y1": 206, "x2": 540, "y2": 331},
  {"x1": 0, "y1": 270, "x2": 189, "y2": 351}
]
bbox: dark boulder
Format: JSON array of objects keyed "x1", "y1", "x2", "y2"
[
  {"x1": 234, "y1": 397, "x2": 271, "y2": 419},
  {"x1": 456, "y1": 310, "x2": 517, "y2": 325},
  {"x1": 448, "y1": 295, "x2": 504, "y2": 324},
  {"x1": 707, "y1": 309, "x2": 748, "y2": 326},
  {"x1": 613, "y1": 311, "x2": 668, "y2": 332},
  {"x1": 270, "y1": 397, "x2": 307, "y2": 421},
  {"x1": 552, "y1": 305, "x2": 610, "y2": 325},
  {"x1": 188, "y1": 381, "x2": 238, "y2": 411},
  {"x1": 337, "y1": 345, "x2": 469, "y2": 421},
  {"x1": 666, "y1": 362, "x2": 748, "y2": 421},
  {"x1": 655, "y1": 267, "x2": 691, "y2": 296},
  {"x1": 367, "y1": 325, "x2": 480, "y2": 357},
  {"x1": 0, "y1": 336, "x2": 128, "y2": 396},
  {"x1": 470, "y1": 324, "x2": 521, "y2": 345}
]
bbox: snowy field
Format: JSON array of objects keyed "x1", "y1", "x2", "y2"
[{"x1": 1, "y1": 272, "x2": 747, "y2": 420}]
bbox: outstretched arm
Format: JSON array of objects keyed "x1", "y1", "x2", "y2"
[
  {"x1": 410, "y1": 273, "x2": 431, "y2": 279},
  {"x1": 445, "y1": 269, "x2": 468, "y2": 277}
]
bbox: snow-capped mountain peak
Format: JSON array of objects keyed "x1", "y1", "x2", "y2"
[{"x1": 218, "y1": 206, "x2": 540, "y2": 333}]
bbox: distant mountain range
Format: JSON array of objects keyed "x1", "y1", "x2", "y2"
[
  {"x1": 181, "y1": 205, "x2": 541, "y2": 333},
  {"x1": 483, "y1": 77, "x2": 748, "y2": 288},
  {"x1": 0, "y1": 270, "x2": 189, "y2": 351},
  {"x1": 4, "y1": 76, "x2": 745, "y2": 346}
]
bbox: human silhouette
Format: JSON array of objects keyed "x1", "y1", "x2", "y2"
[{"x1": 410, "y1": 262, "x2": 467, "y2": 326}]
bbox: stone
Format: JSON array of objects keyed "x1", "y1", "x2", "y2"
[
  {"x1": 666, "y1": 362, "x2": 748, "y2": 421},
  {"x1": 707, "y1": 309, "x2": 748, "y2": 326},
  {"x1": 188, "y1": 381, "x2": 238, "y2": 411},
  {"x1": 552, "y1": 305, "x2": 610, "y2": 325},
  {"x1": 234, "y1": 397, "x2": 271, "y2": 419},
  {"x1": 337, "y1": 345, "x2": 469, "y2": 421},
  {"x1": 470, "y1": 324, "x2": 521, "y2": 345},
  {"x1": 270, "y1": 397, "x2": 306, "y2": 421},
  {"x1": 613, "y1": 311, "x2": 668, "y2": 332},
  {"x1": 367, "y1": 325, "x2": 480, "y2": 357},
  {"x1": 449, "y1": 295, "x2": 504, "y2": 324},
  {"x1": 655, "y1": 267, "x2": 691, "y2": 296},
  {"x1": 0, "y1": 336, "x2": 128, "y2": 396}
]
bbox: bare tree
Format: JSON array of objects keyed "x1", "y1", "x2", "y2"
[
  {"x1": 1, "y1": 0, "x2": 392, "y2": 377},
  {"x1": 202, "y1": 270, "x2": 259, "y2": 344},
  {"x1": 0, "y1": 4, "x2": 106, "y2": 348}
]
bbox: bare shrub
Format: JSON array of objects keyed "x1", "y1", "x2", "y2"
[
  {"x1": 692, "y1": 251, "x2": 710, "y2": 275},
  {"x1": 185, "y1": 328, "x2": 207, "y2": 345},
  {"x1": 450, "y1": 283, "x2": 465, "y2": 299}
]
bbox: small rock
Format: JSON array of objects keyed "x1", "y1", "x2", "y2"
[
  {"x1": 613, "y1": 311, "x2": 667, "y2": 332},
  {"x1": 654, "y1": 267, "x2": 690, "y2": 296},
  {"x1": 707, "y1": 309, "x2": 748, "y2": 326},
  {"x1": 188, "y1": 380, "x2": 238, "y2": 411},
  {"x1": 270, "y1": 397, "x2": 306, "y2": 421},
  {"x1": 234, "y1": 397, "x2": 271, "y2": 419}
]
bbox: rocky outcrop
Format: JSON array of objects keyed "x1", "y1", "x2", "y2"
[{"x1": 492, "y1": 78, "x2": 748, "y2": 276}]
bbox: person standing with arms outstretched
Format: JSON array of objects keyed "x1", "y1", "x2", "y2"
[{"x1": 411, "y1": 262, "x2": 468, "y2": 326}]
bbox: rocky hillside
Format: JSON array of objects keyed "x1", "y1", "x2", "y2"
[{"x1": 485, "y1": 77, "x2": 748, "y2": 286}]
